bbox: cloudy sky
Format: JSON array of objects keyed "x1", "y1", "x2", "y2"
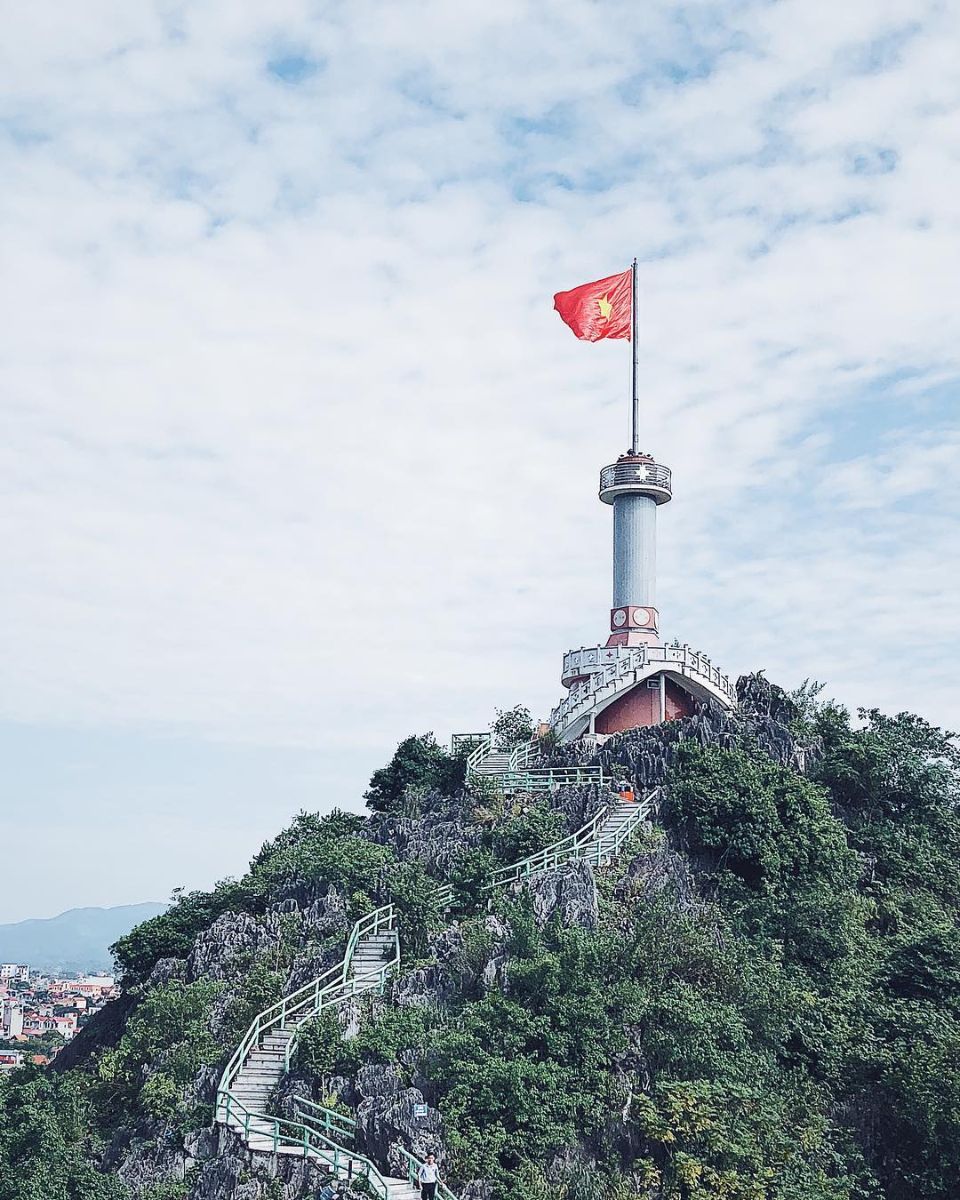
[{"x1": 2, "y1": 0, "x2": 958, "y2": 922}]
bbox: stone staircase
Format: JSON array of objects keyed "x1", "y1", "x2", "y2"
[
  {"x1": 486, "y1": 791, "x2": 655, "y2": 890},
  {"x1": 456, "y1": 734, "x2": 607, "y2": 795},
  {"x1": 597, "y1": 798, "x2": 647, "y2": 851},
  {"x1": 471, "y1": 750, "x2": 512, "y2": 776},
  {"x1": 217, "y1": 786, "x2": 655, "y2": 1198},
  {"x1": 217, "y1": 908, "x2": 433, "y2": 1200}
]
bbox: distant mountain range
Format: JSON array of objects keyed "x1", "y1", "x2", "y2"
[{"x1": 0, "y1": 903, "x2": 167, "y2": 974}]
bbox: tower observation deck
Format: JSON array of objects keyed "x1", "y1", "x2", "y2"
[{"x1": 547, "y1": 263, "x2": 735, "y2": 743}]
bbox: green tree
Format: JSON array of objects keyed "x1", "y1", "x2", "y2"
[
  {"x1": 364, "y1": 734, "x2": 465, "y2": 814},
  {"x1": 0, "y1": 1066, "x2": 126, "y2": 1200},
  {"x1": 491, "y1": 705, "x2": 535, "y2": 752}
]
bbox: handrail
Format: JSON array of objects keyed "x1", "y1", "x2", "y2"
[
  {"x1": 290, "y1": 1098, "x2": 456, "y2": 1200},
  {"x1": 485, "y1": 806, "x2": 610, "y2": 890},
  {"x1": 219, "y1": 1090, "x2": 393, "y2": 1200},
  {"x1": 451, "y1": 732, "x2": 490, "y2": 760},
  {"x1": 399, "y1": 1148, "x2": 459, "y2": 1200},
  {"x1": 455, "y1": 734, "x2": 607, "y2": 796},
  {"x1": 498, "y1": 766, "x2": 607, "y2": 792},
  {"x1": 295, "y1": 1095, "x2": 357, "y2": 1142},
  {"x1": 284, "y1": 911, "x2": 399, "y2": 1072},
  {"x1": 217, "y1": 905, "x2": 397, "y2": 1116},
  {"x1": 552, "y1": 642, "x2": 737, "y2": 733},
  {"x1": 484, "y1": 792, "x2": 655, "y2": 891}
]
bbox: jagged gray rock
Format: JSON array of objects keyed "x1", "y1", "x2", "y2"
[
  {"x1": 368, "y1": 791, "x2": 481, "y2": 877},
  {"x1": 146, "y1": 956, "x2": 188, "y2": 989},
  {"x1": 522, "y1": 859, "x2": 599, "y2": 931},
  {"x1": 187, "y1": 911, "x2": 291, "y2": 984},
  {"x1": 614, "y1": 840, "x2": 701, "y2": 912},
  {"x1": 355, "y1": 1065, "x2": 446, "y2": 1177}
]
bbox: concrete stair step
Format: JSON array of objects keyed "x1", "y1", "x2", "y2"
[{"x1": 383, "y1": 1182, "x2": 421, "y2": 1200}]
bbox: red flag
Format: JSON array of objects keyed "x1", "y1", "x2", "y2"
[{"x1": 553, "y1": 269, "x2": 632, "y2": 341}]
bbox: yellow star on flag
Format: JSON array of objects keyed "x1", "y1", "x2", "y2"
[{"x1": 597, "y1": 293, "x2": 613, "y2": 320}]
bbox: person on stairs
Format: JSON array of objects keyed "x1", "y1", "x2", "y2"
[
  {"x1": 418, "y1": 1154, "x2": 442, "y2": 1200},
  {"x1": 618, "y1": 779, "x2": 636, "y2": 803}
]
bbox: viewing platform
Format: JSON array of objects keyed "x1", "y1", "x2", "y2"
[
  {"x1": 551, "y1": 641, "x2": 737, "y2": 743},
  {"x1": 599, "y1": 455, "x2": 672, "y2": 505}
]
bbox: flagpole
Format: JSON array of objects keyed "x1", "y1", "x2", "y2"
[{"x1": 630, "y1": 257, "x2": 639, "y2": 454}]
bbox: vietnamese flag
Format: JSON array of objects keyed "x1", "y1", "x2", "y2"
[{"x1": 553, "y1": 268, "x2": 632, "y2": 341}]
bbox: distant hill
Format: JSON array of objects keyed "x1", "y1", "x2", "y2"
[{"x1": 0, "y1": 904, "x2": 167, "y2": 974}]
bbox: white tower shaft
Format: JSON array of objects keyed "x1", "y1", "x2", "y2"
[{"x1": 613, "y1": 493, "x2": 656, "y2": 609}]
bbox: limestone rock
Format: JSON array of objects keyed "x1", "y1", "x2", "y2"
[
  {"x1": 522, "y1": 859, "x2": 599, "y2": 931},
  {"x1": 355, "y1": 1065, "x2": 446, "y2": 1177},
  {"x1": 187, "y1": 911, "x2": 291, "y2": 984},
  {"x1": 615, "y1": 842, "x2": 701, "y2": 912}
]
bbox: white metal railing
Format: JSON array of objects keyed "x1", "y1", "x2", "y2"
[
  {"x1": 599, "y1": 459, "x2": 672, "y2": 499},
  {"x1": 552, "y1": 643, "x2": 736, "y2": 733}
]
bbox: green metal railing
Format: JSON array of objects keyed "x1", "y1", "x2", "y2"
[
  {"x1": 484, "y1": 792, "x2": 655, "y2": 890},
  {"x1": 455, "y1": 732, "x2": 608, "y2": 795},
  {"x1": 399, "y1": 1148, "x2": 459, "y2": 1200},
  {"x1": 220, "y1": 1090, "x2": 394, "y2": 1199},
  {"x1": 498, "y1": 765, "x2": 608, "y2": 793},
  {"x1": 284, "y1": 905, "x2": 399, "y2": 1071},
  {"x1": 292, "y1": 1100, "x2": 457, "y2": 1200},
  {"x1": 217, "y1": 904, "x2": 457, "y2": 1200},
  {"x1": 217, "y1": 758, "x2": 655, "y2": 1197},
  {"x1": 216, "y1": 905, "x2": 397, "y2": 1121},
  {"x1": 296, "y1": 1095, "x2": 358, "y2": 1144},
  {"x1": 451, "y1": 732, "x2": 491, "y2": 760}
]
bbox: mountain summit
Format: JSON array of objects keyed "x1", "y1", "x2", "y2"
[{"x1": 2, "y1": 676, "x2": 959, "y2": 1200}]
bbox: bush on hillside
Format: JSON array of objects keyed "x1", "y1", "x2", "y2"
[{"x1": 364, "y1": 733, "x2": 466, "y2": 814}]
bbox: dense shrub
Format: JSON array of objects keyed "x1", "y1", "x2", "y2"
[
  {"x1": 364, "y1": 733, "x2": 466, "y2": 813},
  {"x1": 0, "y1": 1067, "x2": 126, "y2": 1200}
]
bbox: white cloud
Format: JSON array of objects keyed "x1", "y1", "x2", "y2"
[{"x1": 1, "y1": 0, "x2": 959, "y2": 916}]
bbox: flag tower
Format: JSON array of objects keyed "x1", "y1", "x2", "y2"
[{"x1": 549, "y1": 262, "x2": 736, "y2": 743}]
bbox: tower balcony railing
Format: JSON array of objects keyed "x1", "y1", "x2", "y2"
[
  {"x1": 551, "y1": 642, "x2": 737, "y2": 732},
  {"x1": 599, "y1": 459, "x2": 672, "y2": 504}
]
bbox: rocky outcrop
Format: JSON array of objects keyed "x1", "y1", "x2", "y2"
[
  {"x1": 355, "y1": 1065, "x2": 446, "y2": 1177},
  {"x1": 536, "y1": 673, "x2": 816, "y2": 795},
  {"x1": 614, "y1": 840, "x2": 701, "y2": 913},
  {"x1": 187, "y1": 911, "x2": 291, "y2": 984},
  {"x1": 522, "y1": 860, "x2": 599, "y2": 931},
  {"x1": 368, "y1": 792, "x2": 481, "y2": 876},
  {"x1": 550, "y1": 782, "x2": 608, "y2": 836}
]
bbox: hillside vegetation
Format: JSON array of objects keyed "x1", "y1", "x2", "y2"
[{"x1": 1, "y1": 678, "x2": 958, "y2": 1200}]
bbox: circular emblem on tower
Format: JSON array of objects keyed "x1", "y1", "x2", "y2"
[{"x1": 612, "y1": 608, "x2": 628, "y2": 627}]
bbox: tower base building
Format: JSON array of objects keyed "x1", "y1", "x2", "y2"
[{"x1": 549, "y1": 449, "x2": 735, "y2": 744}]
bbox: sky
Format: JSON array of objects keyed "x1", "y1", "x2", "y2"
[{"x1": 2, "y1": 0, "x2": 958, "y2": 922}]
